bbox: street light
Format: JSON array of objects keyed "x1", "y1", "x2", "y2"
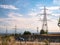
[{"x1": 58, "y1": 16, "x2": 60, "y2": 30}]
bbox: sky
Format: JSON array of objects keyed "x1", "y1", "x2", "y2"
[{"x1": 0, "y1": 0, "x2": 60, "y2": 33}]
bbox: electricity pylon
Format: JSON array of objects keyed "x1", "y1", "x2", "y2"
[{"x1": 41, "y1": 6, "x2": 48, "y2": 34}]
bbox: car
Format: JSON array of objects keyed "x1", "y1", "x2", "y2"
[{"x1": 15, "y1": 37, "x2": 25, "y2": 41}]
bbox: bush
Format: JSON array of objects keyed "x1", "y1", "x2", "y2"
[
  {"x1": 40, "y1": 29, "x2": 48, "y2": 34},
  {"x1": 23, "y1": 31, "x2": 31, "y2": 35},
  {"x1": 40, "y1": 29, "x2": 45, "y2": 34}
]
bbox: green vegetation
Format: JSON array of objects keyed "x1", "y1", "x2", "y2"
[
  {"x1": 23, "y1": 31, "x2": 31, "y2": 35},
  {"x1": 40, "y1": 29, "x2": 48, "y2": 34},
  {"x1": 40, "y1": 29, "x2": 45, "y2": 34}
]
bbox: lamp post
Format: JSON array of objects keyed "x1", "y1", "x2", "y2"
[{"x1": 58, "y1": 16, "x2": 60, "y2": 30}]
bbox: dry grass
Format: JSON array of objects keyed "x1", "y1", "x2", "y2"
[{"x1": 0, "y1": 36, "x2": 60, "y2": 45}]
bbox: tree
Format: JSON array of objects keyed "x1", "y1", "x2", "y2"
[
  {"x1": 40, "y1": 29, "x2": 45, "y2": 34},
  {"x1": 23, "y1": 31, "x2": 31, "y2": 35},
  {"x1": 45, "y1": 30, "x2": 48, "y2": 34}
]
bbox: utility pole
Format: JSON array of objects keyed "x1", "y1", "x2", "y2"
[
  {"x1": 2, "y1": 25, "x2": 8, "y2": 45},
  {"x1": 14, "y1": 25, "x2": 17, "y2": 37},
  {"x1": 6, "y1": 26, "x2": 7, "y2": 36},
  {"x1": 37, "y1": 27, "x2": 39, "y2": 34},
  {"x1": 4, "y1": 25, "x2": 8, "y2": 36}
]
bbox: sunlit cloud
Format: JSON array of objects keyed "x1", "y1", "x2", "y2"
[{"x1": 0, "y1": 10, "x2": 59, "y2": 33}]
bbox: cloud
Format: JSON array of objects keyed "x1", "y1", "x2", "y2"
[
  {"x1": 0, "y1": 12, "x2": 41, "y2": 33},
  {"x1": 46, "y1": 6, "x2": 60, "y2": 10},
  {"x1": 37, "y1": 6, "x2": 60, "y2": 10},
  {"x1": 0, "y1": 12, "x2": 60, "y2": 33},
  {"x1": 31, "y1": 6, "x2": 60, "y2": 18},
  {"x1": 29, "y1": 6, "x2": 57, "y2": 19},
  {"x1": 35, "y1": 3, "x2": 60, "y2": 11},
  {"x1": 0, "y1": 5, "x2": 60, "y2": 33},
  {"x1": 0, "y1": 5, "x2": 18, "y2": 10},
  {"x1": 27, "y1": 6, "x2": 60, "y2": 32},
  {"x1": 8, "y1": 12, "x2": 23, "y2": 18}
]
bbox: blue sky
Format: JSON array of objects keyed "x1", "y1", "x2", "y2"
[{"x1": 0, "y1": 0, "x2": 60, "y2": 33}]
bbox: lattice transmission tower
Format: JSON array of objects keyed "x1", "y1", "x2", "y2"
[{"x1": 41, "y1": 6, "x2": 48, "y2": 34}]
